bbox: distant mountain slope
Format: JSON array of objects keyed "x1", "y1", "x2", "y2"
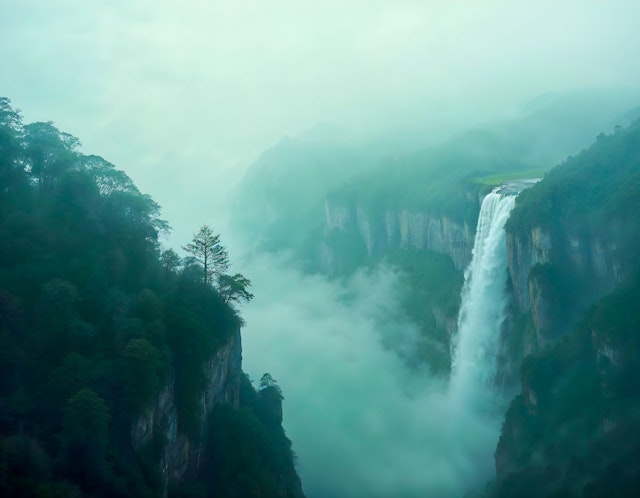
[
  {"x1": 231, "y1": 90, "x2": 640, "y2": 376},
  {"x1": 233, "y1": 88, "x2": 640, "y2": 251}
]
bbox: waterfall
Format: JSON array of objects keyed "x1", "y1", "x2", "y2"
[{"x1": 449, "y1": 189, "x2": 516, "y2": 408}]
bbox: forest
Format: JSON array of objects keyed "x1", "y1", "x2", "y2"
[
  {"x1": 0, "y1": 97, "x2": 303, "y2": 498},
  {"x1": 4, "y1": 85, "x2": 640, "y2": 497}
]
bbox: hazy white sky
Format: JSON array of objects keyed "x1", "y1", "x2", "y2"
[{"x1": 2, "y1": 0, "x2": 640, "y2": 242}]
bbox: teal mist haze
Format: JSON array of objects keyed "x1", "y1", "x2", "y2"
[
  {"x1": 2, "y1": 1, "x2": 640, "y2": 247},
  {"x1": 2, "y1": 2, "x2": 640, "y2": 497}
]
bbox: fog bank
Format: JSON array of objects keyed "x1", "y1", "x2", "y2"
[
  {"x1": 3, "y1": 1, "x2": 640, "y2": 246},
  {"x1": 239, "y1": 253, "x2": 504, "y2": 497}
]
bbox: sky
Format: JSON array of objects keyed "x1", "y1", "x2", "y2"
[
  {"x1": 3, "y1": 2, "x2": 640, "y2": 496},
  {"x1": 2, "y1": 0, "x2": 640, "y2": 245}
]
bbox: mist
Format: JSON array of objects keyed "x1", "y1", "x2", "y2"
[
  {"x1": 3, "y1": 1, "x2": 640, "y2": 245},
  {"x1": 3, "y1": 1, "x2": 640, "y2": 496},
  {"x1": 238, "y1": 252, "x2": 503, "y2": 497}
]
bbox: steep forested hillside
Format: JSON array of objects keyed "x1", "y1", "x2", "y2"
[
  {"x1": 490, "y1": 276, "x2": 640, "y2": 498},
  {"x1": 0, "y1": 98, "x2": 303, "y2": 497},
  {"x1": 488, "y1": 118, "x2": 640, "y2": 497}
]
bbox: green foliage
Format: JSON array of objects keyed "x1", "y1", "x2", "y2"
[
  {"x1": 0, "y1": 435, "x2": 55, "y2": 496},
  {"x1": 0, "y1": 97, "x2": 254, "y2": 496},
  {"x1": 23, "y1": 121, "x2": 80, "y2": 188},
  {"x1": 63, "y1": 388, "x2": 111, "y2": 450},
  {"x1": 321, "y1": 118, "x2": 570, "y2": 228},
  {"x1": 376, "y1": 249, "x2": 462, "y2": 373},
  {"x1": 259, "y1": 373, "x2": 282, "y2": 393},
  {"x1": 161, "y1": 248, "x2": 181, "y2": 275},
  {"x1": 173, "y1": 373, "x2": 302, "y2": 498},
  {"x1": 489, "y1": 120, "x2": 640, "y2": 497},
  {"x1": 135, "y1": 289, "x2": 163, "y2": 323},
  {"x1": 235, "y1": 102, "x2": 613, "y2": 257},
  {"x1": 182, "y1": 225, "x2": 229, "y2": 285},
  {"x1": 498, "y1": 118, "x2": 640, "y2": 370},
  {"x1": 164, "y1": 276, "x2": 239, "y2": 436},
  {"x1": 528, "y1": 262, "x2": 573, "y2": 339},
  {"x1": 205, "y1": 405, "x2": 282, "y2": 497},
  {"x1": 121, "y1": 338, "x2": 165, "y2": 415},
  {"x1": 39, "y1": 352, "x2": 92, "y2": 426},
  {"x1": 497, "y1": 311, "x2": 537, "y2": 386},
  {"x1": 218, "y1": 272, "x2": 254, "y2": 307},
  {"x1": 492, "y1": 277, "x2": 640, "y2": 497},
  {"x1": 508, "y1": 118, "x2": 640, "y2": 238},
  {"x1": 183, "y1": 225, "x2": 254, "y2": 311},
  {"x1": 473, "y1": 168, "x2": 547, "y2": 187}
]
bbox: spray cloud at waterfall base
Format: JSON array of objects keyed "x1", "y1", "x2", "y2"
[{"x1": 237, "y1": 187, "x2": 519, "y2": 497}]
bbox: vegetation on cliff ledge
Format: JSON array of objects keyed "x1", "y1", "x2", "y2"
[
  {"x1": 0, "y1": 97, "x2": 302, "y2": 497},
  {"x1": 488, "y1": 118, "x2": 640, "y2": 498}
]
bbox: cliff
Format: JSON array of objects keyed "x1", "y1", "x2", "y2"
[
  {"x1": 131, "y1": 327, "x2": 242, "y2": 491},
  {"x1": 505, "y1": 227, "x2": 552, "y2": 312},
  {"x1": 130, "y1": 327, "x2": 306, "y2": 498},
  {"x1": 505, "y1": 225, "x2": 624, "y2": 350},
  {"x1": 0, "y1": 99, "x2": 305, "y2": 498},
  {"x1": 491, "y1": 278, "x2": 640, "y2": 498},
  {"x1": 504, "y1": 121, "x2": 640, "y2": 353},
  {"x1": 323, "y1": 198, "x2": 475, "y2": 271},
  {"x1": 489, "y1": 119, "x2": 640, "y2": 497}
]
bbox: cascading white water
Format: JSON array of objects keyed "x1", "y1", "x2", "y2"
[
  {"x1": 449, "y1": 189, "x2": 516, "y2": 408},
  {"x1": 241, "y1": 183, "x2": 534, "y2": 497}
]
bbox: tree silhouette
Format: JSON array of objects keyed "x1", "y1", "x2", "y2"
[
  {"x1": 182, "y1": 225, "x2": 229, "y2": 285},
  {"x1": 218, "y1": 273, "x2": 254, "y2": 306}
]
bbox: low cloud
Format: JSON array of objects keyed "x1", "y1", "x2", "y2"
[
  {"x1": 239, "y1": 252, "x2": 504, "y2": 497},
  {"x1": 3, "y1": 1, "x2": 640, "y2": 230}
]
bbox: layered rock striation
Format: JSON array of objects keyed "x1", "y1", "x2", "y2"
[{"x1": 323, "y1": 198, "x2": 475, "y2": 271}]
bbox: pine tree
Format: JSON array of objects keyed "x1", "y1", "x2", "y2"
[{"x1": 182, "y1": 225, "x2": 229, "y2": 285}]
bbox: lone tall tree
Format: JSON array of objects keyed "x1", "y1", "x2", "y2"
[{"x1": 182, "y1": 225, "x2": 229, "y2": 285}]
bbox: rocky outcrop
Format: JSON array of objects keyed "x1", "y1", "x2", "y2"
[
  {"x1": 506, "y1": 227, "x2": 551, "y2": 311},
  {"x1": 131, "y1": 327, "x2": 242, "y2": 494},
  {"x1": 508, "y1": 227, "x2": 622, "y2": 313},
  {"x1": 324, "y1": 199, "x2": 475, "y2": 270},
  {"x1": 200, "y1": 328, "x2": 242, "y2": 416},
  {"x1": 528, "y1": 272, "x2": 554, "y2": 347},
  {"x1": 564, "y1": 231, "x2": 623, "y2": 286},
  {"x1": 492, "y1": 277, "x2": 640, "y2": 498},
  {"x1": 505, "y1": 223, "x2": 625, "y2": 354}
]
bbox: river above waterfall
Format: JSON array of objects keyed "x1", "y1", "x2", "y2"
[{"x1": 495, "y1": 178, "x2": 541, "y2": 195}]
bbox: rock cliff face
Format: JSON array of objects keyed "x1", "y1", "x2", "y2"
[
  {"x1": 131, "y1": 327, "x2": 242, "y2": 494},
  {"x1": 507, "y1": 228, "x2": 621, "y2": 312},
  {"x1": 490, "y1": 120, "x2": 640, "y2": 497},
  {"x1": 492, "y1": 278, "x2": 640, "y2": 498},
  {"x1": 505, "y1": 225, "x2": 624, "y2": 351},
  {"x1": 506, "y1": 227, "x2": 552, "y2": 312},
  {"x1": 324, "y1": 198, "x2": 475, "y2": 271}
]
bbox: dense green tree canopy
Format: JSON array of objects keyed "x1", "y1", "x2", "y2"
[{"x1": 0, "y1": 97, "x2": 298, "y2": 497}]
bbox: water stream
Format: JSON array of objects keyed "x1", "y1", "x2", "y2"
[{"x1": 449, "y1": 189, "x2": 516, "y2": 409}]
